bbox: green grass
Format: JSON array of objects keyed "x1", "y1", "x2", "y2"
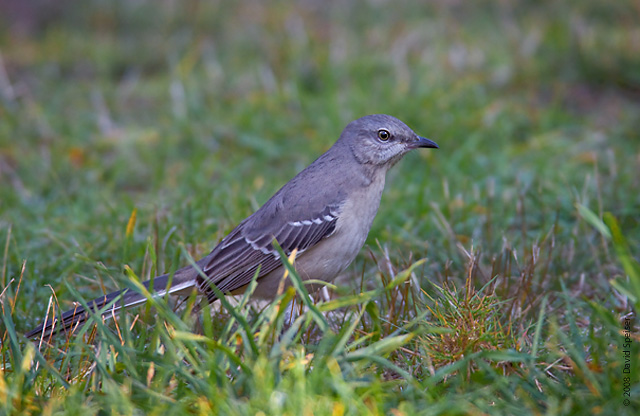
[{"x1": 1, "y1": 0, "x2": 639, "y2": 414}]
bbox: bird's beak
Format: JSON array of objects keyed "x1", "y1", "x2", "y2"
[{"x1": 409, "y1": 136, "x2": 439, "y2": 149}]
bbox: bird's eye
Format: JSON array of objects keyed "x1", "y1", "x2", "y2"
[{"x1": 377, "y1": 129, "x2": 390, "y2": 142}]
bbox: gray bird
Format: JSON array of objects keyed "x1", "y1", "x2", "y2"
[{"x1": 26, "y1": 114, "x2": 438, "y2": 338}]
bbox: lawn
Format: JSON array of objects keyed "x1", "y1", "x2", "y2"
[{"x1": 1, "y1": 0, "x2": 639, "y2": 414}]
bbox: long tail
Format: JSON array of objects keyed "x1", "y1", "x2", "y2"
[{"x1": 25, "y1": 266, "x2": 199, "y2": 339}]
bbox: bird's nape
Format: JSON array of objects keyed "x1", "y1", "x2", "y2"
[{"x1": 25, "y1": 114, "x2": 439, "y2": 340}]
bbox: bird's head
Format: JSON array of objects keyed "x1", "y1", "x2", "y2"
[{"x1": 341, "y1": 114, "x2": 438, "y2": 168}]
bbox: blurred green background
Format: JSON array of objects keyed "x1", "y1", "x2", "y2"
[
  {"x1": 1, "y1": 0, "x2": 639, "y2": 414},
  {"x1": 2, "y1": 0, "x2": 638, "y2": 307}
]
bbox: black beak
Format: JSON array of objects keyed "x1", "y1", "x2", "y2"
[{"x1": 410, "y1": 136, "x2": 439, "y2": 149}]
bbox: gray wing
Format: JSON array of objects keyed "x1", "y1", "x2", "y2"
[{"x1": 196, "y1": 204, "x2": 340, "y2": 302}]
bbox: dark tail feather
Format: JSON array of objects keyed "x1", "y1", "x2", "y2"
[{"x1": 25, "y1": 267, "x2": 198, "y2": 339}]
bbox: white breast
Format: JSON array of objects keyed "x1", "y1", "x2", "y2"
[
  {"x1": 250, "y1": 171, "x2": 387, "y2": 299},
  {"x1": 296, "y1": 171, "x2": 386, "y2": 282}
]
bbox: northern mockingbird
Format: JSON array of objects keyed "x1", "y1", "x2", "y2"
[{"x1": 26, "y1": 114, "x2": 438, "y2": 338}]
